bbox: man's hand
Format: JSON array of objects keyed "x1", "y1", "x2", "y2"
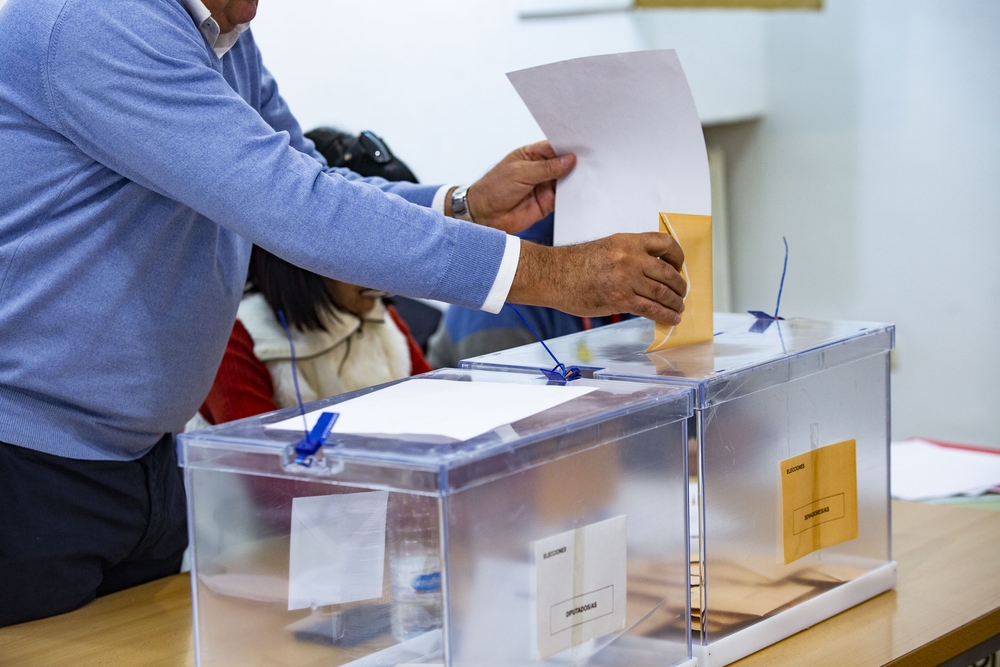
[
  {"x1": 449, "y1": 141, "x2": 575, "y2": 234},
  {"x1": 508, "y1": 233, "x2": 687, "y2": 324}
]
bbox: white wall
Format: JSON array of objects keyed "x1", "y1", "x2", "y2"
[
  {"x1": 711, "y1": 0, "x2": 1000, "y2": 447},
  {"x1": 251, "y1": 1, "x2": 766, "y2": 184},
  {"x1": 253, "y1": 1, "x2": 1000, "y2": 448}
]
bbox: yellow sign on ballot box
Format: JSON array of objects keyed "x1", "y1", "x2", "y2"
[{"x1": 780, "y1": 439, "x2": 859, "y2": 564}]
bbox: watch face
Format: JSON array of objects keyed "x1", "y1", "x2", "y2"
[{"x1": 452, "y1": 188, "x2": 471, "y2": 218}]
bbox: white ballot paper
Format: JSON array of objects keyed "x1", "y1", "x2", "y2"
[
  {"x1": 288, "y1": 491, "x2": 388, "y2": 610},
  {"x1": 265, "y1": 378, "x2": 595, "y2": 442},
  {"x1": 533, "y1": 516, "x2": 627, "y2": 660},
  {"x1": 508, "y1": 50, "x2": 710, "y2": 246}
]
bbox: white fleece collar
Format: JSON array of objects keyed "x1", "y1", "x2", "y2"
[{"x1": 238, "y1": 292, "x2": 387, "y2": 362}]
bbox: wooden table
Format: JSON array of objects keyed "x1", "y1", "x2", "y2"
[{"x1": 2, "y1": 501, "x2": 998, "y2": 667}]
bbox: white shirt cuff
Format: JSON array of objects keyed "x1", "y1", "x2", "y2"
[
  {"x1": 431, "y1": 185, "x2": 454, "y2": 214},
  {"x1": 480, "y1": 235, "x2": 520, "y2": 314}
]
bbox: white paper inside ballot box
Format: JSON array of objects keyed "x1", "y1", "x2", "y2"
[
  {"x1": 533, "y1": 516, "x2": 628, "y2": 661},
  {"x1": 287, "y1": 491, "x2": 388, "y2": 611}
]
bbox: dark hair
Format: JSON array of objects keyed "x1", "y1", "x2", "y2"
[{"x1": 247, "y1": 128, "x2": 418, "y2": 332}]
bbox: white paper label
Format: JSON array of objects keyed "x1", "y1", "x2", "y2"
[
  {"x1": 288, "y1": 491, "x2": 388, "y2": 611},
  {"x1": 533, "y1": 516, "x2": 627, "y2": 660}
]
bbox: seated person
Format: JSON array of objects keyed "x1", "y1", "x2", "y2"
[
  {"x1": 191, "y1": 129, "x2": 431, "y2": 427},
  {"x1": 309, "y1": 127, "x2": 443, "y2": 353},
  {"x1": 428, "y1": 214, "x2": 625, "y2": 368}
]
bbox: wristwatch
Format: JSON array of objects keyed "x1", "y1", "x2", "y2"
[{"x1": 450, "y1": 185, "x2": 475, "y2": 223}]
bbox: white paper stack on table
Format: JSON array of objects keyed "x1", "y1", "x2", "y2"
[{"x1": 890, "y1": 438, "x2": 1000, "y2": 501}]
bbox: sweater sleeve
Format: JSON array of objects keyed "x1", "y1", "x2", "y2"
[
  {"x1": 44, "y1": 3, "x2": 505, "y2": 310},
  {"x1": 199, "y1": 320, "x2": 278, "y2": 425}
]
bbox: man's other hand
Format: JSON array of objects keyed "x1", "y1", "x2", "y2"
[
  {"x1": 458, "y1": 141, "x2": 575, "y2": 234},
  {"x1": 508, "y1": 233, "x2": 688, "y2": 324}
]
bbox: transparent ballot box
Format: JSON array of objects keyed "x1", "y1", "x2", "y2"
[
  {"x1": 179, "y1": 369, "x2": 697, "y2": 667},
  {"x1": 461, "y1": 314, "x2": 896, "y2": 666}
]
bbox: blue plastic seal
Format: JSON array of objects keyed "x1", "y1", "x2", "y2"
[
  {"x1": 506, "y1": 304, "x2": 582, "y2": 384},
  {"x1": 277, "y1": 309, "x2": 340, "y2": 467}
]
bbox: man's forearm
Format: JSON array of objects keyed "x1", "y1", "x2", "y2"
[
  {"x1": 507, "y1": 241, "x2": 556, "y2": 308},
  {"x1": 506, "y1": 234, "x2": 687, "y2": 323}
]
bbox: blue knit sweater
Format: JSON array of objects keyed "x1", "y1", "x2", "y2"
[{"x1": 0, "y1": 0, "x2": 507, "y2": 460}]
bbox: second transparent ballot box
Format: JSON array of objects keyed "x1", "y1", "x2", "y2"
[
  {"x1": 179, "y1": 369, "x2": 696, "y2": 667},
  {"x1": 462, "y1": 314, "x2": 896, "y2": 666}
]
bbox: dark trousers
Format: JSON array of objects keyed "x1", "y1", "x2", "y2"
[{"x1": 0, "y1": 434, "x2": 187, "y2": 627}]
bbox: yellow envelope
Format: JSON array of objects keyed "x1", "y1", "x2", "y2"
[{"x1": 647, "y1": 212, "x2": 714, "y2": 352}]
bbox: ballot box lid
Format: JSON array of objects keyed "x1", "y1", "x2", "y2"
[
  {"x1": 178, "y1": 369, "x2": 692, "y2": 494},
  {"x1": 460, "y1": 313, "x2": 894, "y2": 408}
]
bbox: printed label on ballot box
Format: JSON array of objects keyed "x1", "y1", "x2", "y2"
[
  {"x1": 533, "y1": 516, "x2": 627, "y2": 660},
  {"x1": 780, "y1": 439, "x2": 859, "y2": 564}
]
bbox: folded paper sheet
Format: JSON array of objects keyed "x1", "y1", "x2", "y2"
[{"x1": 508, "y1": 50, "x2": 713, "y2": 350}]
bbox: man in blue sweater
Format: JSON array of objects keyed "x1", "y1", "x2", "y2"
[{"x1": 0, "y1": 0, "x2": 687, "y2": 625}]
